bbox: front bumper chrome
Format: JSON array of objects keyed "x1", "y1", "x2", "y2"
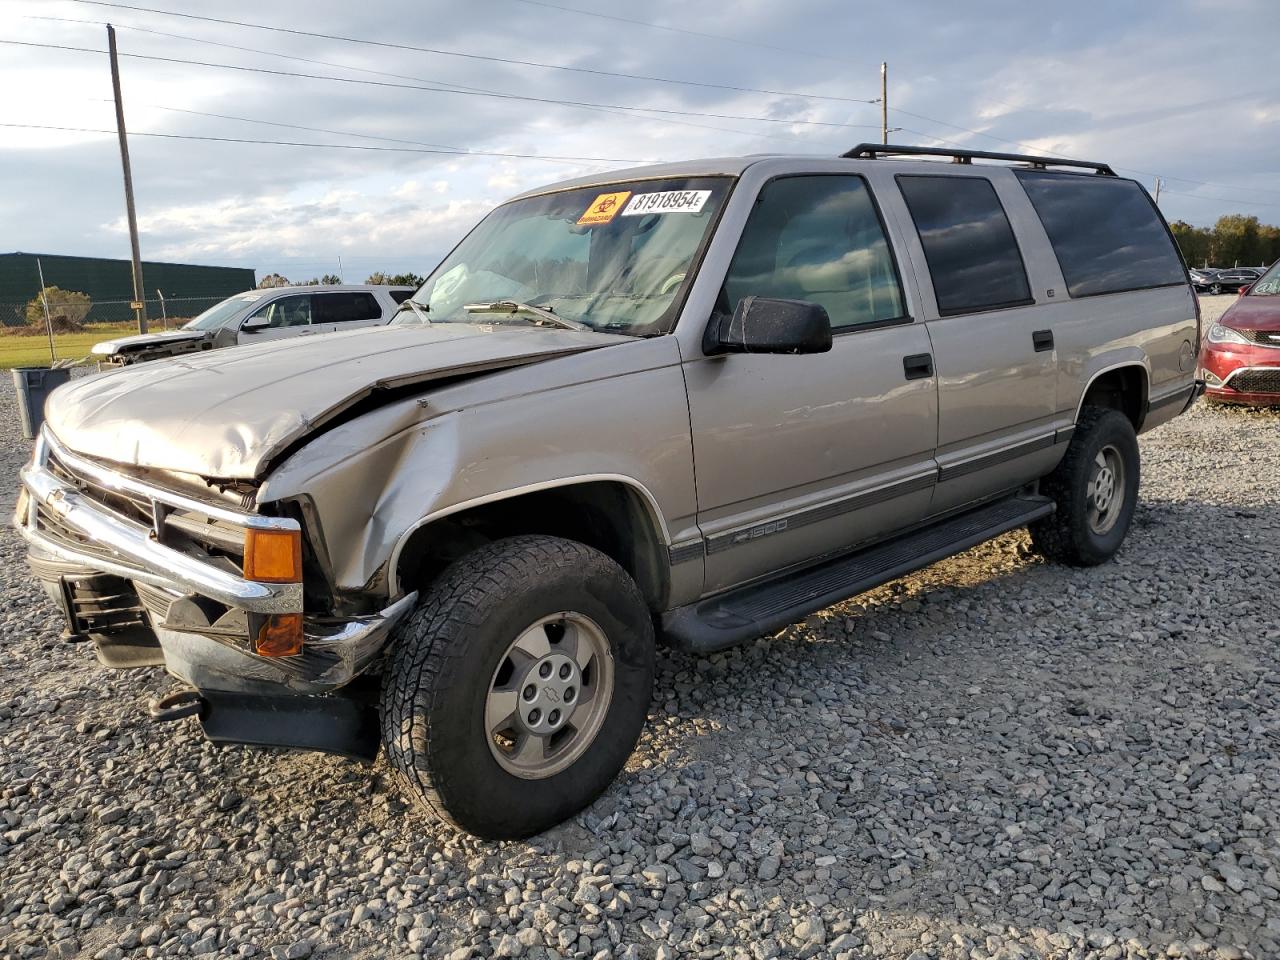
[
  {"x1": 18, "y1": 428, "x2": 301, "y2": 614},
  {"x1": 17, "y1": 428, "x2": 418, "y2": 693}
]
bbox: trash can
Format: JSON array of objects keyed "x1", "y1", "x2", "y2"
[{"x1": 12, "y1": 367, "x2": 72, "y2": 440}]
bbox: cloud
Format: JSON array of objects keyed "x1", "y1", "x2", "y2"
[{"x1": 2, "y1": 0, "x2": 1279, "y2": 288}]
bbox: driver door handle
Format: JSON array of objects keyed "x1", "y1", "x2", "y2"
[{"x1": 903, "y1": 353, "x2": 934, "y2": 380}]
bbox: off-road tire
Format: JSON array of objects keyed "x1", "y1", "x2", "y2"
[
  {"x1": 380, "y1": 535, "x2": 654, "y2": 839},
  {"x1": 1028, "y1": 406, "x2": 1140, "y2": 566}
]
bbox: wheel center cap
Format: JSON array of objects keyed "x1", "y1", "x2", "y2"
[{"x1": 517, "y1": 653, "x2": 581, "y2": 735}]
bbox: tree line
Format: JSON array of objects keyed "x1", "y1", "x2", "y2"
[
  {"x1": 257, "y1": 271, "x2": 425, "y2": 288},
  {"x1": 1169, "y1": 214, "x2": 1280, "y2": 269}
]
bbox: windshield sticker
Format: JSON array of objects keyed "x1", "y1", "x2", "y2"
[
  {"x1": 621, "y1": 190, "x2": 712, "y2": 217},
  {"x1": 577, "y1": 191, "x2": 632, "y2": 226}
]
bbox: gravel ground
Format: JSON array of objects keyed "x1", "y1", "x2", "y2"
[{"x1": 2, "y1": 297, "x2": 1278, "y2": 960}]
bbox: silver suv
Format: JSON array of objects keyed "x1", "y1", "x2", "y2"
[
  {"x1": 90, "y1": 284, "x2": 414, "y2": 366},
  {"x1": 16, "y1": 145, "x2": 1201, "y2": 838}
]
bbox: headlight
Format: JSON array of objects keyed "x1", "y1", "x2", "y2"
[{"x1": 1206, "y1": 322, "x2": 1250, "y2": 346}]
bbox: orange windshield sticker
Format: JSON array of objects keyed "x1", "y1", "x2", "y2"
[{"x1": 577, "y1": 191, "x2": 631, "y2": 226}]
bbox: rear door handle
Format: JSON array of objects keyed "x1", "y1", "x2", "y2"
[
  {"x1": 1033, "y1": 329, "x2": 1054, "y2": 352},
  {"x1": 903, "y1": 353, "x2": 934, "y2": 380}
]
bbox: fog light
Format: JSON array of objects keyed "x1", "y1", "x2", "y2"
[
  {"x1": 1203, "y1": 370, "x2": 1222, "y2": 386},
  {"x1": 243, "y1": 528, "x2": 301, "y2": 583},
  {"x1": 254, "y1": 613, "x2": 303, "y2": 657}
]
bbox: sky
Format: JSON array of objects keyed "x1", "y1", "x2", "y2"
[{"x1": 1, "y1": 0, "x2": 1278, "y2": 287}]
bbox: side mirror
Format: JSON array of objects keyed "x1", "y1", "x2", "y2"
[
  {"x1": 240, "y1": 314, "x2": 268, "y2": 332},
  {"x1": 706, "y1": 297, "x2": 833, "y2": 355},
  {"x1": 1239, "y1": 284, "x2": 1252, "y2": 297}
]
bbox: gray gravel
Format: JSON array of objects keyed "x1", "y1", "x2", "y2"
[{"x1": 2, "y1": 296, "x2": 1278, "y2": 960}]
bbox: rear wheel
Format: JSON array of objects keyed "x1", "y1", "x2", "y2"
[
  {"x1": 380, "y1": 535, "x2": 654, "y2": 839},
  {"x1": 1029, "y1": 407, "x2": 1140, "y2": 566}
]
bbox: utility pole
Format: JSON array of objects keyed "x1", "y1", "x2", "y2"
[
  {"x1": 1153, "y1": 177, "x2": 1162, "y2": 206},
  {"x1": 108, "y1": 24, "x2": 147, "y2": 334},
  {"x1": 880, "y1": 62, "x2": 888, "y2": 144}
]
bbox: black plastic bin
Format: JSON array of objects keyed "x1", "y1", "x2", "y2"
[{"x1": 13, "y1": 367, "x2": 72, "y2": 440}]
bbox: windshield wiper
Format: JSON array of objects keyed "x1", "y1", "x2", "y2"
[
  {"x1": 462, "y1": 300, "x2": 588, "y2": 332},
  {"x1": 396, "y1": 299, "x2": 432, "y2": 324}
]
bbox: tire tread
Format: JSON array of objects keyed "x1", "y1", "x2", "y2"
[{"x1": 379, "y1": 535, "x2": 649, "y2": 836}]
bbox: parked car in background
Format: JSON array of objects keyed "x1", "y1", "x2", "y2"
[
  {"x1": 90, "y1": 284, "x2": 415, "y2": 366},
  {"x1": 1200, "y1": 260, "x2": 1280, "y2": 405},
  {"x1": 18, "y1": 144, "x2": 1199, "y2": 839},
  {"x1": 1202, "y1": 268, "x2": 1262, "y2": 295},
  {"x1": 1189, "y1": 267, "x2": 1219, "y2": 292}
]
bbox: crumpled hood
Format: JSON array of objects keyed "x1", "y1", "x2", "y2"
[
  {"x1": 91, "y1": 329, "x2": 209, "y2": 355},
  {"x1": 47, "y1": 323, "x2": 621, "y2": 479}
]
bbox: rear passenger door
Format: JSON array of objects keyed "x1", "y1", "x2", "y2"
[
  {"x1": 312, "y1": 291, "x2": 385, "y2": 333},
  {"x1": 891, "y1": 173, "x2": 1062, "y2": 514}
]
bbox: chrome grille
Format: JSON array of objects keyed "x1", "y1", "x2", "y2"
[{"x1": 42, "y1": 445, "x2": 247, "y2": 570}]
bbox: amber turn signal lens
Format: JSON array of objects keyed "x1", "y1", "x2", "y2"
[
  {"x1": 243, "y1": 528, "x2": 302, "y2": 583},
  {"x1": 254, "y1": 613, "x2": 303, "y2": 657}
]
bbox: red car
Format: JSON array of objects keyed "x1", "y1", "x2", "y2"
[{"x1": 1200, "y1": 260, "x2": 1280, "y2": 406}]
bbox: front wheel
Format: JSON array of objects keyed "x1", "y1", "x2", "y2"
[
  {"x1": 380, "y1": 535, "x2": 655, "y2": 839},
  {"x1": 1028, "y1": 406, "x2": 1140, "y2": 566},
  {"x1": 1210, "y1": 283, "x2": 1223, "y2": 295}
]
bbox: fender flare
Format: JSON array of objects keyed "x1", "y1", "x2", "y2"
[{"x1": 387, "y1": 473, "x2": 673, "y2": 596}]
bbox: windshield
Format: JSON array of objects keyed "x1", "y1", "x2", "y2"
[
  {"x1": 1248, "y1": 261, "x2": 1280, "y2": 296},
  {"x1": 182, "y1": 293, "x2": 262, "y2": 331},
  {"x1": 397, "y1": 177, "x2": 731, "y2": 336}
]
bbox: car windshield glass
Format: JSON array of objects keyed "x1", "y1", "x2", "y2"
[
  {"x1": 1249, "y1": 262, "x2": 1280, "y2": 295},
  {"x1": 182, "y1": 294, "x2": 261, "y2": 331},
  {"x1": 397, "y1": 177, "x2": 731, "y2": 336}
]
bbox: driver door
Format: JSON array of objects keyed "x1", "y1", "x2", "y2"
[
  {"x1": 237, "y1": 294, "x2": 316, "y2": 345},
  {"x1": 682, "y1": 174, "x2": 939, "y2": 594}
]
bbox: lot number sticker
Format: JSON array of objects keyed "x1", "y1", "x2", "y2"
[
  {"x1": 621, "y1": 190, "x2": 711, "y2": 216},
  {"x1": 577, "y1": 191, "x2": 632, "y2": 226}
]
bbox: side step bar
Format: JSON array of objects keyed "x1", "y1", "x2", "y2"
[{"x1": 663, "y1": 494, "x2": 1054, "y2": 653}]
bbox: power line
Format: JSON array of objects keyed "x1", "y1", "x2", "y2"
[
  {"x1": 892, "y1": 107, "x2": 1280, "y2": 201},
  {"x1": 137, "y1": 104, "x2": 647, "y2": 163},
  {"x1": 0, "y1": 122, "x2": 649, "y2": 164},
  {"x1": 2, "y1": 39, "x2": 881, "y2": 131},
  {"x1": 67, "y1": 0, "x2": 874, "y2": 103},
  {"x1": 36, "y1": 15, "x2": 827, "y2": 146},
  {"x1": 507, "y1": 0, "x2": 849, "y2": 63}
]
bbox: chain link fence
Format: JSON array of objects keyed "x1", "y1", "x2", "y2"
[{"x1": 1, "y1": 294, "x2": 228, "y2": 329}]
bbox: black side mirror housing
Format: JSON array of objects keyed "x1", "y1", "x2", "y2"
[{"x1": 706, "y1": 296, "x2": 833, "y2": 355}]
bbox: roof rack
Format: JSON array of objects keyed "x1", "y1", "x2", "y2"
[{"x1": 841, "y1": 143, "x2": 1115, "y2": 177}]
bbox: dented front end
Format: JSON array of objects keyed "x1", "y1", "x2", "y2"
[{"x1": 15, "y1": 427, "x2": 416, "y2": 700}]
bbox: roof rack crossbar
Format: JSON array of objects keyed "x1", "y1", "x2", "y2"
[{"x1": 841, "y1": 143, "x2": 1116, "y2": 177}]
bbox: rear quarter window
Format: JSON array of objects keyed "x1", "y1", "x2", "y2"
[{"x1": 1014, "y1": 172, "x2": 1185, "y2": 298}]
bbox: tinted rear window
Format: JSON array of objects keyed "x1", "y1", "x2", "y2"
[
  {"x1": 314, "y1": 292, "x2": 382, "y2": 323},
  {"x1": 897, "y1": 175, "x2": 1033, "y2": 316},
  {"x1": 1015, "y1": 172, "x2": 1185, "y2": 297}
]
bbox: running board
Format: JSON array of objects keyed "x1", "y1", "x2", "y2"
[{"x1": 663, "y1": 494, "x2": 1054, "y2": 653}]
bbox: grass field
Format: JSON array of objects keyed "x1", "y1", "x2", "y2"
[{"x1": 0, "y1": 322, "x2": 138, "y2": 369}]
